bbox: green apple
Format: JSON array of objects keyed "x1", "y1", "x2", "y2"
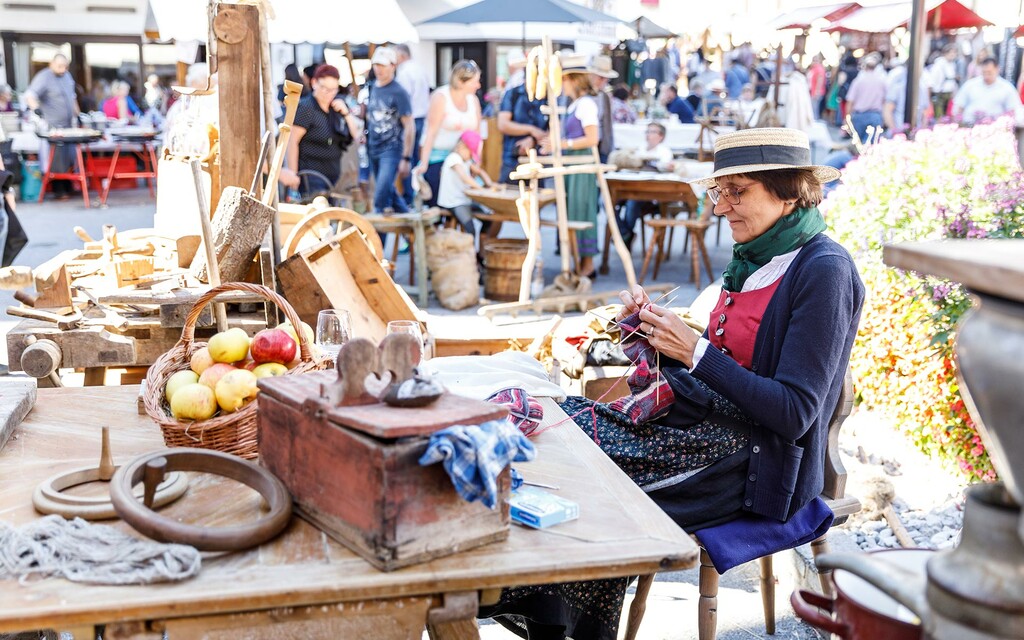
[{"x1": 208, "y1": 327, "x2": 250, "y2": 363}]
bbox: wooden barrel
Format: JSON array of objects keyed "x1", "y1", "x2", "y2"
[{"x1": 482, "y1": 239, "x2": 528, "y2": 302}]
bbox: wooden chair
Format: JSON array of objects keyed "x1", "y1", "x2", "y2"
[
  {"x1": 638, "y1": 204, "x2": 714, "y2": 287},
  {"x1": 624, "y1": 370, "x2": 860, "y2": 640}
]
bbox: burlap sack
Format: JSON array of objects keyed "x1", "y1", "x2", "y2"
[{"x1": 426, "y1": 228, "x2": 479, "y2": 310}]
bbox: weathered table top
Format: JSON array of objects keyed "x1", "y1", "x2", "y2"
[
  {"x1": 0, "y1": 384, "x2": 697, "y2": 632},
  {"x1": 883, "y1": 239, "x2": 1024, "y2": 303}
]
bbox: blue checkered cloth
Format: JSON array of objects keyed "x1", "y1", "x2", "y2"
[{"x1": 418, "y1": 419, "x2": 537, "y2": 509}]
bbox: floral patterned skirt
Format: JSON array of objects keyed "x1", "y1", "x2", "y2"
[{"x1": 480, "y1": 381, "x2": 752, "y2": 639}]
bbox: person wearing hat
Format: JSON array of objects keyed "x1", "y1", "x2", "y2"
[
  {"x1": 538, "y1": 52, "x2": 601, "y2": 279},
  {"x1": 497, "y1": 50, "x2": 547, "y2": 183},
  {"x1": 589, "y1": 54, "x2": 618, "y2": 162},
  {"x1": 414, "y1": 59, "x2": 482, "y2": 207},
  {"x1": 482, "y1": 128, "x2": 864, "y2": 640},
  {"x1": 436, "y1": 129, "x2": 495, "y2": 238},
  {"x1": 281, "y1": 64, "x2": 360, "y2": 197},
  {"x1": 364, "y1": 47, "x2": 415, "y2": 213}
]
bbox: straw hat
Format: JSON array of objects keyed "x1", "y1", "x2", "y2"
[
  {"x1": 692, "y1": 128, "x2": 841, "y2": 188},
  {"x1": 588, "y1": 54, "x2": 618, "y2": 79},
  {"x1": 558, "y1": 51, "x2": 589, "y2": 74}
]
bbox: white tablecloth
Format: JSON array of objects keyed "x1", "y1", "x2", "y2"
[{"x1": 613, "y1": 119, "x2": 736, "y2": 154}]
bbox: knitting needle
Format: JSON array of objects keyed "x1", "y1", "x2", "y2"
[
  {"x1": 651, "y1": 285, "x2": 680, "y2": 305},
  {"x1": 588, "y1": 309, "x2": 651, "y2": 341}
]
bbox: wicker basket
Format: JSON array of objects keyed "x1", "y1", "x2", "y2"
[{"x1": 143, "y1": 282, "x2": 328, "y2": 459}]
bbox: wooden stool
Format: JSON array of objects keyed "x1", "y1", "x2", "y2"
[{"x1": 638, "y1": 214, "x2": 713, "y2": 287}]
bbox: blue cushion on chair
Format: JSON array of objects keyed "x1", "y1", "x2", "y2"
[{"x1": 695, "y1": 497, "x2": 834, "y2": 574}]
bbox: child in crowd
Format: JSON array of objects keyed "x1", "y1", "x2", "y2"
[{"x1": 437, "y1": 130, "x2": 495, "y2": 237}]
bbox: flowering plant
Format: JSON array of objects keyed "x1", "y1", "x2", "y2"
[{"x1": 826, "y1": 118, "x2": 1024, "y2": 482}]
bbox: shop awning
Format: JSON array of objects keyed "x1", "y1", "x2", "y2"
[
  {"x1": 0, "y1": 0, "x2": 149, "y2": 37},
  {"x1": 823, "y1": 0, "x2": 993, "y2": 34},
  {"x1": 632, "y1": 16, "x2": 676, "y2": 39},
  {"x1": 148, "y1": 0, "x2": 419, "y2": 44},
  {"x1": 770, "y1": 3, "x2": 861, "y2": 31}
]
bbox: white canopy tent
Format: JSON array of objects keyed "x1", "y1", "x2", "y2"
[
  {"x1": 148, "y1": 0, "x2": 419, "y2": 44},
  {"x1": 0, "y1": 0, "x2": 149, "y2": 36}
]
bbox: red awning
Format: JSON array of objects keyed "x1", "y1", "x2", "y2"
[
  {"x1": 1016, "y1": 24, "x2": 1024, "y2": 38},
  {"x1": 771, "y1": 2, "x2": 861, "y2": 31},
  {"x1": 824, "y1": 0, "x2": 992, "y2": 34}
]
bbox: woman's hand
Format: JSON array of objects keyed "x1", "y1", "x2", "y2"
[
  {"x1": 639, "y1": 304, "x2": 698, "y2": 367},
  {"x1": 412, "y1": 162, "x2": 427, "y2": 176},
  {"x1": 616, "y1": 284, "x2": 650, "y2": 322},
  {"x1": 330, "y1": 99, "x2": 349, "y2": 116}
]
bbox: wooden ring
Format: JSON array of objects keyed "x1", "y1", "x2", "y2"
[
  {"x1": 32, "y1": 465, "x2": 189, "y2": 521},
  {"x1": 110, "y1": 448, "x2": 292, "y2": 551}
]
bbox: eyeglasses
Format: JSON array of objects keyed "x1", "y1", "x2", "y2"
[{"x1": 706, "y1": 185, "x2": 750, "y2": 206}]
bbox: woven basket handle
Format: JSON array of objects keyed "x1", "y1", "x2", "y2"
[{"x1": 180, "y1": 282, "x2": 313, "y2": 362}]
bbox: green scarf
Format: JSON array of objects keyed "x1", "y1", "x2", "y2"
[{"x1": 722, "y1": 207, "x2": 827, "y2": 292}]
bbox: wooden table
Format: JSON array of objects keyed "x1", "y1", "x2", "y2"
[
  {"x1": 0, "y1": 385, "x2": 697, "y2": 638},
  {"x1": 366, "y1": 209, "x2": 441, "y2": 308},
  {"x1": 602, "y1": 171, "x2": 703, "y2": 275}
]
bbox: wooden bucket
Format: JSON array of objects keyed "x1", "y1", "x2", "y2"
[{"x1": 482, "y1": 239, "x2": 528, "y2": 302}]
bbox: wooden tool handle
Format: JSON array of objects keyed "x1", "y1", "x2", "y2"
[
  {"x1": 189, "y1": 160, "x2": 228, "y2": 332},
  {"x1": 143, "y1": 457, "x2": 167, "y2": 508},
  {"x1": 262, "y1": 80, "x2": 303, "y2": 206}
]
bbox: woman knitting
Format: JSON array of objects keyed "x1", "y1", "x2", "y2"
[{"x1": 481, "y1": 127, "x2": 865, "y2": 639}]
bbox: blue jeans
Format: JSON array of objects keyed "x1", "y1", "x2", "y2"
[
  {"x1": 400, "y1": 117, "x2": 425, "y2": 206},
  {"x1": 850, "y1": 110, "x2": 883, "y2": 144},
  {"x1": 369, "y1": 148, "x2": 409, "y2": 213}
]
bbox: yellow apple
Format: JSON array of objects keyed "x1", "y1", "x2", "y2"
[
  {"x1": 215, "y1": 369, "x2": 259, "y2": 413},
  {"x1": 208, "y1": 327, "x2": 250, "y2": 363},
  {"x1": 252, "y1": 362, "x2": 288, "y2": 378},
  {"x1": 199, "y1": 363, "x2": 237, "y2": 390},
  {"x1": 165, "y1": 369, "x2": 200, "y2": 403},
  {"x1": 190, "y1": 347, "x2": 215, "y2": 375},
  {"x1": 170, "y1": 383, "x2": 218, "y2": 421},
  {"x1": 278, "y1": 321, "x2": 314, "y2": 346}
]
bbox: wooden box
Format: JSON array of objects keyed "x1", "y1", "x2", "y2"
[
  {"x1": 277, "y1": 227, "x2": 419, "y2": 343},
  {"x1": 258, "y1": 369, "x2": 512, "y2": 571}
]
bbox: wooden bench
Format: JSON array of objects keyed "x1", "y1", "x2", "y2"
[{"x1": 624, "y1": 369, "x2": 860, "y2": 640}]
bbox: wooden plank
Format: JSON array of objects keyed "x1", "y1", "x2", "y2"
[
  {"x1": 34, "y1": 264, "x2": 72, "y2": 310},
  {"x1": 0, "y1": 386, "x2": 696, "y2": 632},
  {"x1": 0, "y1": 378, "x2": 35, "y2": 453},
  {"x1": 214, "y1": 4, "x2": 261, "y2": 192},
  {"x1": 336, "y1": 227, "x2": 420, "y2": 327},
  {"x1": 189, "y1": 187, "x2": 276, "y2": 284},
  {"x1": 162, "y1": 597, "x2": 431, "y2": 640}
]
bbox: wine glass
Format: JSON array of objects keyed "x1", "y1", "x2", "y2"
[
  {"x1": 315, "y1": 309, "x2": 352, "y2": 362},
  {"x1": 386, "y1": 320, "x2": 427, "y2": 361}
]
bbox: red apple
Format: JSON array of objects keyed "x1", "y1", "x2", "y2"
[
  {"x1": 199, "y1": 363, "x2": 237, "y2": 391},
  {"x1": 250, "y1": 328, "x2": 298, "y2": 364}
]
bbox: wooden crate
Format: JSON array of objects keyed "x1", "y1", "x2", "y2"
[
  {"x1": 258, "y1": 370, "x2": 511, "y2": 571},
  {"x1": 277, "y1": 227, "x2": 418, "y2": 343}
]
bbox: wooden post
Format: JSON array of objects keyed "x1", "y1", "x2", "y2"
[
  {"x1": 214, "y1": 3, "x2": 261, "y2": 190},
  {"x1": 543, "y1": 36, "x2": 573, "y2": 279}
]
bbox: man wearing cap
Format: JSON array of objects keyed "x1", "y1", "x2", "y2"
[
  {"x1": 365, "y1": 47, "x2": 414, "y2": 213},
  {"x1": 590, "y1": 54, "x2": 617, "y2": 163},
  {"x1": 497, "y1": 50, "x2": 547, "y2": 183},
  {"x1": 395, "y1": 44, "x2": 430, "y2": 206}
]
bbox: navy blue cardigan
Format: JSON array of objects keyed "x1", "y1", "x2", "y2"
[{"x1": 691, "y1": 233, "x2": 865, "y2": 522}]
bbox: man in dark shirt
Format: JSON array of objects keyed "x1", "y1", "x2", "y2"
[
  {"x1": 497, "y1": 51, "x2": 547, "y2": 184},
  {"x1": 660, "y1": 84, "x2": 694, "y2": 124},
  {"x1": 364, "y1": 47, "x2": 414, "y2": 213}
]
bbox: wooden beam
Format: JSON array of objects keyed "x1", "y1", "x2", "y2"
[{"x1": 215, "y1": 3, "x2": 261, "y2": 190}]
